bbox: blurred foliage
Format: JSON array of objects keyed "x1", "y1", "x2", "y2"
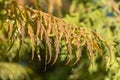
[
  {"x1": 64, "y1": 0, "x2": 120, "y2": 80},
  {"x1": 0, "y1": 62, "x2": 30, "y2": 80},
  {"x1": 0, "y1": 0, "x2": 119, "y2": 80}
]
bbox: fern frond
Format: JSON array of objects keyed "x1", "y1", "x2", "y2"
[{"x1": 1, "y1": 1, "x2": 112, "y2": 66}]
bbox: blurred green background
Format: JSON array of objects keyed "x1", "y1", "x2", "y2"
[{"x1": 0, "y1": 0, "x2": 120, "y2": 80}]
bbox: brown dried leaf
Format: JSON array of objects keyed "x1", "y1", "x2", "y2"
[
  {"x1": 8, "y1": 22, "x2": 13, "y2": 39},
  {"x1": 28, "y1": 24, "x2": 35, "y2": 60},
  {"x1": 72, "y1": 39, "x2": 81, "y2": 66},
  {"x1": 51, "y1": 21, "x2": 61, "y2": 65}
]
